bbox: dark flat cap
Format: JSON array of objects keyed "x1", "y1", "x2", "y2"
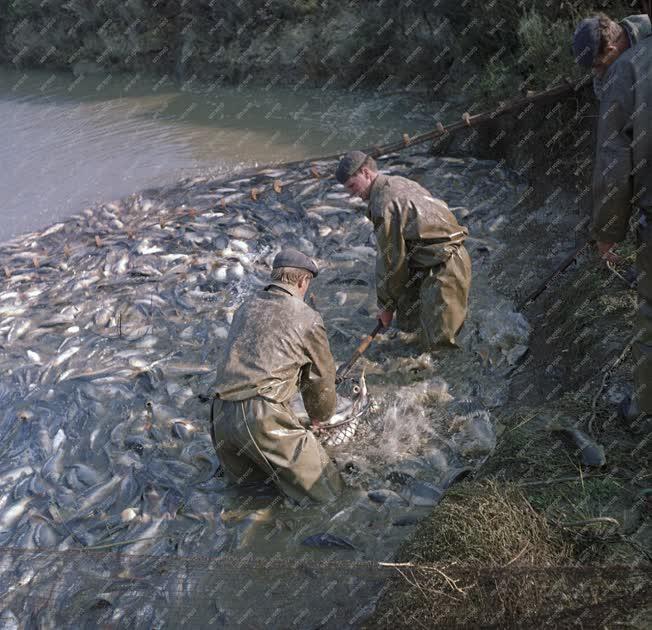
[
  {"x1": 572, "y1": 17, "x2": 601, "y2": 68},
  {"x1": 272, "y1": 248, "x2": 319, "y2": 277},
  {"x1": 335, "y1": 150, "x2": 368, "y2": 184}
]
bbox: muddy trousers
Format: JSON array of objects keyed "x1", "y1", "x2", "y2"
[
  {"x1": 210, "y1": 396, "x2": 343, "y2": 504},
  {"x1": 635, "y1": 215, "x2": 652, "y2": 415},
  {"x1": 395, "y1": 245, "x2": 472, "y2": 350}
]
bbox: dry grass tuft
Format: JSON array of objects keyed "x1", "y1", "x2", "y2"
[
  {"x1": 368, "y1": 481, "x2": 651, "y2": 628},
  {"x1": 398, "y1": 480, "x2": 566, "y2": 567}
]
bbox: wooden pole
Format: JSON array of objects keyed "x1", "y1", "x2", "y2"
[
  {"x1": 336, "y1": 321, "x2": 384, "y2": 382},
  {"x1": 247, "y1": 81, "x2": 579, "y2": 174}
]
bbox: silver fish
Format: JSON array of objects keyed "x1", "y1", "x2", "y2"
[
  {"x1": 318, "y1": 370, "x2": 371, "y2": 447},
  {"x1": 301, "y1": 532, "x2": 356, "y2": 550},
  {"x1": 0, "y1": 466, "x2": 34, "y2": 486},
  {"x1": 0, "y1": 497, "x2": 32, "y2": 529}
]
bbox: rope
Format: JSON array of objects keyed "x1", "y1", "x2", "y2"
[
  {"x1": 185, "y1": 82, "x2": 579, "y2": 184},
  {"x1": 0, "y1": 546, "x2": 649, "y2": 577}
]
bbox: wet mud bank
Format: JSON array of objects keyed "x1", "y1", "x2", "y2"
[{"x1": 0, "y1": 147, "x2": 646, "y2": 627}]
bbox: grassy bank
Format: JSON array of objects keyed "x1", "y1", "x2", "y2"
[
  {"x1": 0, "y1": 1, "x2": 632, "y2": 90},
  {"x1": 368, "y1": 483, "x2": 650, "y2": 627}
]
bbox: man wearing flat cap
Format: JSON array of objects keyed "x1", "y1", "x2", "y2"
[
  {"x1": 572, "y1": 10, "x2": 652, "y2": 430},
  {"x1": 572, "y1": 12, "x2": 650, "y2": 96},
  {"x1": 336, "y1": 151, "x2": 472, "y2": 351},
  {"x1": 210, "y1": 248, "x2": 343, "y2": 503}
]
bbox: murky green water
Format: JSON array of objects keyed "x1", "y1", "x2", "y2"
[{"x1": 0, "y1": 67, "x2": 434, "y2": 243}]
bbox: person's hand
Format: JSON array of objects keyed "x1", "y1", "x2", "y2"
[
  {"x1": 377, "y1": 309, "x2": 394, "y2": 329},
  {"x1": 596, "y1": 241, "x2": 621, "y2": 264},
  {"x1": 310, "y1": 419, "x2": 322, "y2": 434}
]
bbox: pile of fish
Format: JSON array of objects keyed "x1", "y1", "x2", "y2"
[{"x1": 0, "y1": 152, "x2": 538, "y2": 626}]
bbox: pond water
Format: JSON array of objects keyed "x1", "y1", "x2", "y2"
[{"x1": 0, "y1": 66, "x2": 434, "y2": 243}]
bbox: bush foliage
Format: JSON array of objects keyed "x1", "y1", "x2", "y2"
[{"x1": 0, "y1": 1, "x2": 636, "y2": 91}]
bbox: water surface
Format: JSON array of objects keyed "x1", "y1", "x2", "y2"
[{"x1": 0, "y1": 67, "x2": 433, "y2": 242}]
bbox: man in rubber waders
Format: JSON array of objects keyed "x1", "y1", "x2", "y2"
[
  {"x1": 335, "y1": 151, "x2": 472, "y2": 351},
  {"x1": 572, "y1": 15, "x2": 652, "y2": 430},
  {"x1": 210, "y1": 249, "x2": 343, "y2": 504}
]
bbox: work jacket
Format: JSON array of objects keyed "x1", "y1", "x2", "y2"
[
  {"x1": 592, "y1": 32, "x2": 652, "y2": 242},
  {"x1": 214, "y1": 282, "x2": 336, "y2": 421},
  {"x1": 366, "y1": 174, "x2": 468, "y2": 311}
]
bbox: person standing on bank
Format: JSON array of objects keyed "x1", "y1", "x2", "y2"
[
  {"x1": 572, "y1": 15, "x2": 652, "y2": 429},
  {"x1": 335, "y1": 151, "x2": 472, "y2": 351},
  {"x1": 210, "y1": 249, "x2": 343, "y2": 504}
]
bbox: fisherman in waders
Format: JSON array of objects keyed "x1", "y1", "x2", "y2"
[
  {"x1": 572, "y1": 13, "x2": 652, "y2": 431},
  {"x1": 335, "y1": 151, "x2": 472, "y2": 351},
  {"x1": 210, "y1": 249, "x2": 343, "y2": 504}
]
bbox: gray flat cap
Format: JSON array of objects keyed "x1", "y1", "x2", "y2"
[
  {"x1": 335, "y1": 150, "x2": 368, "y2": 184},
  {"x1": 272, "y1": 248, "x2": 319, "y2": 277},
  {"x1": 572, "y1": 17, "x2": 601, "y2": 68}
]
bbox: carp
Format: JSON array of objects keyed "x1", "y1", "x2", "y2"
[
  {"x1": 317, "y1": 369, "x2": 371, "y2": 448},
  {"x1": 288, "y1": 370, "x2": 372, "y2": 448}
]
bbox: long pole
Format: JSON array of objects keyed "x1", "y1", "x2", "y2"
[
  {"x1": 362, "y1": 82, "x2": 577, "y2": 159},
  {"x1": 225, "y1": 81, "x2": 579, "y2": 178},
  {"x1": 336, "y1": 321, "x2": 384, "y2": 383}
]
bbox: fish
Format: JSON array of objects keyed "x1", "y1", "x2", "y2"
[
  {"x1": 0, "y1": 149, "x2": 520, "y2": 611},
  {"x1": 0, "y1": 497, "x2": 32, "y2": 530},
  {"x1": 399, "y1": 467, "x2": 472, "y2": 507},
  {"x1": 159, "y1": 362, "x2": 214, "y2": 378},
  {"x1": 549, "y1": 424, "x2": 606, "y2": 467},
  {"x1": 69, "y1": 464, "x2": 103, "y2": 487},
  {"x1": 123, "y1": 516, "x2": 167, "y2": 554},
  {"x1": 301, "y1": 532, "x2": 356, "y2": 550},
  {"x1": 33, "y1": 521, "x2": 60, "y2": 547},
  {"x1": 392, "y1": 514, "x2": 423, "y2": 527},
  {"x1": 74, "y1": 477, "x2": 121, "y2": 517},
  {"x1": 399, "y1": 481, "x2": 443, "y2": 507},
  {"x1": 172, "y1": 421, "x2": 195, "y2": 440},
  {"x1": 318, "y1": 369, "x2": 371, "y2": 447},
  {"x1": 0, "y1": 609, "x2": 19, "y2": 630},
  {"x1": 0, "y1": 466, "x2": 34, "y2": 485},
  {"x1": 367, "y1": 489, "x2": 408, "y2": 505},
  {"x1": 227, "y1": 225, "x2": 259, "y2": 240},
  {"x1": 258, "y1": 169, "x2": 287, "y2": 178},
  {"x1": 297, "y1": 181, "x2": 320, "y2": 197},
  {"x1": 26, "y1": 350, "x2": 41, "y2": 364},
  {"x1": 52, "y1": 346, "x2": 80, "y2": 367},
  {"x1": 306, "y1": 205, "x2": 353, "y2": 216},
  {"x1": 440, "y1": 466, "x2": 473, "y2": 489}
]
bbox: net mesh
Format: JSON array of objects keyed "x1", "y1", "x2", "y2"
[{"x1": 0, "y1": 546, "x2": 649, "y2": 628}]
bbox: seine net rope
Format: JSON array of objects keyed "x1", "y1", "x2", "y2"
[{"x1": 1, "y1": 546, "x2": 650, "y2": 627}]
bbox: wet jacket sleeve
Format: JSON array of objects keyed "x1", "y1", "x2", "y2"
[
  {"x1": 591, "y1": 63, "x2": 635, "y2": 243},
  {"x1": 299, "y1": 316, "x2": 336, "y2": 422},
  {"x1": 375, "y1": 199, "x2": 411, "y2": 311}
]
